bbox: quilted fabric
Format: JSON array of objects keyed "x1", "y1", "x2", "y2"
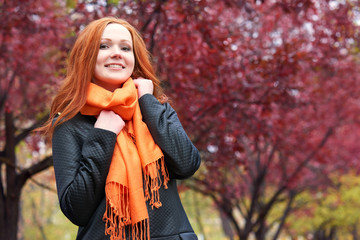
[{"x1": 52, "y1": 94, "x2": 201, "y2": 240}]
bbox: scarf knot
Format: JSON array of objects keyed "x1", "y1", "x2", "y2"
[{"x1": 80, "y1": 78, "x2": 169, "y2": 240}]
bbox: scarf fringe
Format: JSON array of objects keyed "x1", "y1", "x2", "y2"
[
  {"x1": 103, "y1": 183, "x2": 130, "y2": 240},
  {"x1": 131, "y1": 218, "x2": 150, "y2": 240},
  {"x1": 103, "y1": 184, "x2": 150, "y2": 240},
  {"x1": 143, "y1": 156, "x2": 170, "y2": 209},
  {"x1": 104, "y1": 213, "x2": 149, "y2": 240},
  {"x1": 103, "y1": 157, "x2": 169, "y2": 239}
]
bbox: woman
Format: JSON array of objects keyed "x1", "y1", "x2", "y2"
[{"x1": 41, "y1": 17, "x2": 200, "y2": 240}]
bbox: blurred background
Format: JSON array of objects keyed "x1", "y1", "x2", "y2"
[{"x1": 1, "y1": 0, "x2": 360, "y2": 239}]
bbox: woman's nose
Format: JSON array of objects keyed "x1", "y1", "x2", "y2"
[{"x1": 110, "y1": 46, "x2": 122, "y2": 58}]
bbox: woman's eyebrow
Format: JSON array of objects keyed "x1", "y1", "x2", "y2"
[{"x1": 100, "y1": 38, "x2": 132, "y2": 44}]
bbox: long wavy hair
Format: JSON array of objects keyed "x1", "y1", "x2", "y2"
[{"x1": 40, "y1": 17, "x2": 166, "y2": 137}]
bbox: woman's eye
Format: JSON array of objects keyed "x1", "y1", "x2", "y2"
[
  {"x1": 100, "y1": 44, "x2": 108, "y2": 49},
  {"x1": 122, "y1": 46, "x2": 131, "y2": 51}
]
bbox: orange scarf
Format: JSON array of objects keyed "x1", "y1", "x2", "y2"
[{"x1": 80, "y1": 78, "x2": 169, "y2": 240}]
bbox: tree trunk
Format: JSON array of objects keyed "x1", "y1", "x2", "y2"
[
  {"x1": 219, "y1": 209, "x2": 234, "y2": 240},
  {"x1": 4, "y1": 187, "x2": 22, "y2": 240},
  {"x1": 314, "y1": 227, "x2": 337, "y2": 240},
  {"x1": 239, "y1": 230, "x2": 250, "y2": 240},
  {"x1": 0, "y1": 110, "x2": 53, "y2": 240},
  {"x1": 219, "y1": 202, "x2": 247, "y2": 240},
  {"x1": 272, "y1": 190, "x2": 296, "y2": 240},
  {"x1": 192, "y1": 191, "x2": 206, "y2": 240},
  {"x1": 353, "y1": 224, "x2": 358, "y2": 240},
  {"x1": 0, "y1": 163, "x2": 5, "y2": 240},
  {"x1": 2, "y1": 111, "x2": 20, "y2": 240},
  {"x1": 254, "y1": 221, "x2": 267, "y2": 240}
]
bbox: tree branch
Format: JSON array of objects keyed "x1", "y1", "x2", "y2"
[
  {"x1": 0, "y1": 66, "x2": 19, "y2": 113},
  {"x1": 17, "y1": 156, "x2": 53, "y2": 188},
  {"x1": 140, "y1": 0, "x2": 167, "y2": 33},
  {"x1": 272, "y1": 190, "x2": 297, "y2": 240},
  {"x1": 28, "y1": 176, "x2": 56, "y2": 193},
  {"x1": 287, "y1": 127, "x2": 334, "y2": 183},
  {"x1": 0, "y1": 156, "x2": 15, "y2": 168},
  {"x1": 253, "y1": 127, "x2": 334, "y2": 228},
  {"x1": 15, "y1": 113, "x2": 49, "y2": 145}
]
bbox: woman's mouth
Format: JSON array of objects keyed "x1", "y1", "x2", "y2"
[{"x1": 106, "y1": 64, "x2": 125, "y2": 69}]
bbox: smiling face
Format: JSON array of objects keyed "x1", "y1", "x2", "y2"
[{"x1": 93, "y1": 23, "x2": 135, "y2": 91}]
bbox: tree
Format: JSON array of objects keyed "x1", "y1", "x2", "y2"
[
  {"x1": 67, "y1": 0, "x2": 360, "y2": 239},
  {"x1": 119, "y1": 0, "x2": 360, "y2": 239},
  {"x1": 0, "y1": 1, "x2": 68, "y2": 239},
  {"x1": 286, "y1": 171, "x2": 360, "y2": 239},
  {"x1": 4, "y1": 0, "x2": 360, "y2": 239},
  {"x1": 169, "y1": 1, "x2": 360, "y2": 239}
]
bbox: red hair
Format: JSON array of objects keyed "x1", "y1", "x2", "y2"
[{"x1": 40, "y1": 17, "x2": 166, "y2": 136}]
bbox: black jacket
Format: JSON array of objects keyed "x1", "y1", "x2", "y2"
[{"x1": 52, "y1": 94, "x2": 201, "y2": 240}]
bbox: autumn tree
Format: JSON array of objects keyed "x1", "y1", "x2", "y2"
[
  {"x1": 4, "y1": 0, "x2": 360, "y2": 239},
  {"x1": 159, "y1": 1, "x2": 360, "y2": 239},
  {"x1": 0, "y1": 1, "x2": 68, "y2": 239},
  {"x1": 285, "y1": 170, "x2": 360, "y2": 239},
  {"x1": 61, "y1": 0, "x2": 360, "y2": 239}
]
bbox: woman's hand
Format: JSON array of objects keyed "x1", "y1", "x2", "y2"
[
  {"x1": 94, "y1": 110, "x2": 125, "y2": 135},
  {"x1": 133, "y1": 77, "x2": 154, "y2": 98}
]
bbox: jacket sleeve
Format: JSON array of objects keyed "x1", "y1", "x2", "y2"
[
  {"x1": 138, "y1": 94, "x2": 201, "y2": 179},
  {"x1": 52, "y1": 121, "x2": 117, "y2": 226}
]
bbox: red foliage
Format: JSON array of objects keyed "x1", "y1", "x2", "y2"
[
  {"x1": 0, "y1": 0, "x2": 69, "y2": 121},
  {"x1": 2, "y1": 0, "x2": 360, "y2": 238},
  {"x1": 0, "y1": 1, "x2": 69, "y2": 239},
  {"x1": 69, "y1": 0, "x2": 360, "y2": 237},
  {"x1": 120, "y1": 0, "x2": 360, "y2": 237}
]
